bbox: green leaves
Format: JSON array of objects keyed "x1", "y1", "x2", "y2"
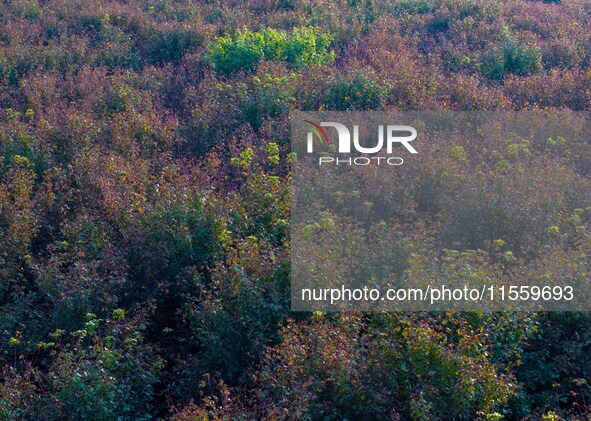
[
  {"x1": 205, "y1": 27, "x2": 334, "y2": 74},
  {"x1": 481, "y1": 28, "x2": 542, "y2": 80}
]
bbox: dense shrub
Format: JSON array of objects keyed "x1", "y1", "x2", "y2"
[
  {"x1": 299, "y1": 67, "x2": 391, "y2": 111},
  {"x1": 45, "y1": 312, "x2": 163, "y2": 420},
  {"x1": 481, "y1": 27, "x2": 542, "y2": 80},
  {"x1": 205, "y1": 26, "x2": 334, "y2": 74},
  {"x1": 391, "y1": 0, "x2": 436, "y2": 16}
]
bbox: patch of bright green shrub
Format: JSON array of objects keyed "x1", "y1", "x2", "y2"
[
  {"x1": 481, "y1": 27, "x2": 542, "y2": 80},
  {"x1": 205, "y1": 27, "x2": 334, "y2": 74}
]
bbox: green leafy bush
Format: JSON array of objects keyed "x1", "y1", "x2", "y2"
[
  {"x1": 313, "y1": 69, "x2": 391, "y2": 111},
  {"x1": 481, "y1": 27, "x2": 542, "y2": 80},
  {"x1": 205, "y1": 27, "x2": 334, "y2": 74},
  {"x1": 46, "y1": 313, "x2": 163, "y2": 420}
]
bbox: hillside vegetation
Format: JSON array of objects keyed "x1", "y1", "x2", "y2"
[{"x1": 1, "y1": 0, "x2": 591, "y2": 419}]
